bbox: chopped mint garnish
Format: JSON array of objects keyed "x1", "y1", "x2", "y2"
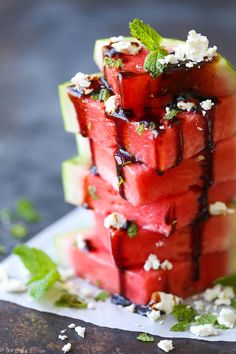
[
  {"x1": 104, "y1": 56, "x2": 124, "y2": 69},
  {"x1": 118, "y1": 176, "x2": 125, "y2": 187},
  {"x1": 90, "y1": 88, "x2": 111, "y2": 102},
  {"x1": 171, "y1": 321, "x2": 189, "y2": 332},
  {"x1": 136, "y1": 333, "x2": 155, "y2": 342},
  {"x1": 215, "y1": 324, "x2": 228, "y2": 330},
  {"x1": 13, "y1": 244, "x2": 61, "y2": 299},
  {"x1": 127, "y1": 223, "x2": 138, "y2": 238},
  {"x1": 136, "y1": 122, "x2": 145, "y2": 135},
  {"x1": 16, "y1": 198, "x2": 40, "y2": 223},
  {"x1": 95, "y1": 291, "x2": 110, "y2": 302},
  {"x1": 214, "y1": 274, "x2": 236, "y2": 287},
  {"x1": 172, "y1": 304, "x2": 198, "y2": 323},
  {"x1": 164, "y1": 109, "x2": 177, "y2": 121},
  {"x1": 10, "y1": 223, "x2": 28, "y2": 239},
  {"x1": 194, "y1": 313, "x2": 217, "y2": 326},
  {"x1": 87, "y1": 122, "x2": 92, "y2": 130},
  {"x1": 129, "y1": 18, "x2": 168, "y2": 77},
  {"x1": 55, "y1": 293, "x2": 87, "y2": 309},
  {"x1": 88, "y1": 185, "x2": 98, "y2": 200},
  {"x1": 149, "y1": 122, "x2": 156, "y2": 130}
]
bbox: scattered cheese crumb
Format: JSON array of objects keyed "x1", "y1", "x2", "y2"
[
  {"x1": 193, "y1": 300, "x2": 205, "y2": 311},
  {"x1": 209, "y1": 201, "x2": 235, "y2": 216},
  {"x1": 87, "y1": 302, "x2": 96, "y2": 310},
  {"x1": 68, "y1": 323, "x2": 76, "y2": 329},
  {"x1": 143, "y1": 254, "x2": 160, "y2": 271},
  {"x1": 3, "y1": 278, "x2": 27, "y2": 293},
  {"x1": 203, "y1": 284, "x2": 222, "y2": 302},
  {"x1": 177, "y1": 101, "x2": 196, "y2": 112},
  {"x1": 62, "y1": 343, "x2": 71, "y2": 353},
  {"x1": 147, "y1": 309, "x2": 161, "y2": 321},
  {"x1": 76, "y1": 234, "x2": 87, "y2": 250},
  {"x1": 152, "y1": 292, "x2": 180, "y2": 315},
  {"x1": 160, "y1": 260, "x2": 173, "y2": 271},
  {"x1": 157, "y1": 340, "x2": 174, "y2": 352},
  {"x1": 104, "y1": 95, "x2": 118, "y2": 114},
  {"x1": 75, "y1": 326, "x2": 86, "y2": 338},
  {"x1": 111, "y1": 40, "x2": 142, "y2": 55},
  {"x1": 217, "y1": 308, "x2": 236, "y2": 329},
  {"x1": 58, "y1": 267, "x2": 75, "y2": 282},
  {"x1": 156, "y1": 240, "x2": 165, "y2": 247},
  {"x1": 109, "y1": 35, "x2": 124, "y2": 43},
  {"x1": 104, "y1": 212, "x2": 127, "y2": 230},
  {"x1": 200, "y1": 99, "x2": 214, "y2": 111},
  {"x1": 125, "y1": 303, "x2": 136, "y2": 313},
  {"x1": 58, "y1": 335, "x2": 68, "y2": 341},
  {"x1": 60, "y1": 330, "x2": 66, "y2": 334},
  {"x1": 71, "y1": 72, "x2": 91, "y2": 92},
  {"x1": 190, "y1": 324, "x2": 218, "y2": 337}
]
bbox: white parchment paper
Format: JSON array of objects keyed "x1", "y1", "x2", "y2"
[{"x1": 0, "y1": 208, "x2": 235, "y2": 342}]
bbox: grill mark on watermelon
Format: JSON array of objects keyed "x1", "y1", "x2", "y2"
[{"x1": 191, "y1": 109, "x2": 215, "y2": 280}]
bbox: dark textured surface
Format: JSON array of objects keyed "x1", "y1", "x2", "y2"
[{"x1": 0, "y1": 0, "x2": 236, "y2": 352}]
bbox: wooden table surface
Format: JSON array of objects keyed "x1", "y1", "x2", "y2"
[{"x1": 0, "y1": 0, "x2": 236, "y2": 352}]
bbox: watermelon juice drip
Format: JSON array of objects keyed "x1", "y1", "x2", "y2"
[{"x1": 191, "y1": 109, "x2": 214, "y2": 280}]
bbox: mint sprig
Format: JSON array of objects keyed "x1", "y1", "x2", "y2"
[
  {"x1": 214, "y1": 274, "x2": 236, "y2": 287},
  {"x1": 136, "y1": 332, "x2": 155, "y2": 342},
  {"x1": 129, "y1": 18, "x2": 168, "y2": 77},
  {"x1": 13, "y1": 244, "x2": 61, "y2": 299},
  {"x1": 55, "y1": 292, "x2": 87, "y2": 309},
  {"x1": 16, "y1": 198, "x2": 40, "y2": 223}
]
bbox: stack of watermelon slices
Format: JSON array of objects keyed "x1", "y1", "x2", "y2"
[{"x1": 58, "y1": 22, "x2": 236, "y2": 305}]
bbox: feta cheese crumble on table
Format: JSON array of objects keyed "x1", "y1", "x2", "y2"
[
  {"x1": 218, "y1": 308, "x2": 236, "y2": 328},
  {"x1": 62, "y1": 342, "x2": 72, "y2": 353},
  {"x1": 157, "y1": 339, "x2": 174, "y2": 352},
  {"x1": 190, "y1": 324, "x2": 218, "y2": 337},
  {"x1": 147, "y1": 309, "x2": 161, "y2": 321},
  {"x1": 68, "y1": 323, "x2": 76, "y2": 329},
  {"x1": 75, "y1": 325, "x2": 86, "y2": 338},
  {"x1": 152, "y1": 292, "x2": 180, "y2": 315},
  {"x1": 104, "y1": 212, "x2": 127, "y2": 230},
  {"x1": 58, "y1": 335, "x2": 68, "y2": 341}
]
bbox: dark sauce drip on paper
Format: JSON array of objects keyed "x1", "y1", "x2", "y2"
[{"x1": 111, "y1": 294, "x2": 151, "y2": 316}]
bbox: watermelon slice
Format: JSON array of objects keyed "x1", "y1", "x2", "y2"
[
  {"x1": 94, "y1": 212, "x2": 234, "y2": 268},
  {"x1": 55, "y1": 231, "x2": 229, "y2": 302},
  {"x1": 62, "y1": 157, "x2": 236, "y2": 235},
  {"x1": 94, "y1": 37, "x2": 236, "y2": 117},
  {"x1": 92, "y1": 135, "x2": 236, "y2": 205}
]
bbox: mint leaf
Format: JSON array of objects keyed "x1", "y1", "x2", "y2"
[
  {"x1": 90, "y1": 88, "x2": 111, "y2": 102},
  {"x1": 136, "y1": 333, "x2": 155, "y2": 342},
  {"x1": 16, "y1": 198, "x2": 40, "y2": 223},
  {"x1": 194, "y1": 314, "x2": 217, "y2": 326},
  {"x1": 127, "y1": 223, "x2": 138, "y2": 238},
  {"x1": 136, "y1": 122, "x2": 145, "y2": 135},
  {"x1": 215, "y1": 323, "x2": 228, "y2": 330},
  {"x1": 172, "y1": 304, "x2": 198, "y2": 323},
  {"x1": 13, "y1": 244, "x2": 61, "y2": 299},
  {"x1": 55, "y1": 293, "x2": 87, "y2": 308},
  {"x1": 171, "y1": 321, "x2": 189, "y2": 332},
  {"x1": 88, "y1": 185, "x2": 98, "y2": 200},
  {"x1": 164, "y1": 109, "x2": 178, "y2": 121},
  {"x1": 144, "y1": 48, "x2": 167, "y2": 77},
  {"x1": 95, "y1": 291, "x2": 110, "y2": 302},
  {"x1": 104, "y1": 57, "x2": 124, "y2": 69},
  {"x1": 129, "y1": 18, "x2": 162, "y2": 51},
  {"x1": 10, "y1": 223, "x2": 28, "y2": 239},
  {"x1": 214, "y1": 274, "x2": 236, "y2": 287}
]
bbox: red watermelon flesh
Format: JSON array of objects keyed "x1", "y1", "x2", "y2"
[
  {"x1": 68, "y1": 87, "x2": 236, "y2": 171},
  {"x1": 66, "y1": 237, "x2": 229, "y2": 302},
  {"x1": 62, "y1": 159, "x2": 236, "y2": 235},
  {"x1": 101, "y1": 45, "x2": 236, "y2": 117},
  {"x1": 92, "y1": 135, "x2": 236, "y2": 205},
  {"x1": 92, "y1": 212, "x2": 234, "y2": 268}
]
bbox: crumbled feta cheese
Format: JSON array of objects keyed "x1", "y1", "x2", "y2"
[
  {"x1": 156, "y1": 240, "x2": 165, "y2": 247},
  {"x1": 80, "y1": 287, "x2": 94, "y2": 298},
  {"x1": 190, "y1": 324, "x2": 218, "y2": 337},
  {"x1": 215, "y1": 298, "x2": 231, "y2": 306},
  {"x1": 111, "y1": 40, "x2": 142, "y2": 55},
  {"x1": 177, "y1": 101, "x2": 196, "y2": 112},
  {"x1": 76, "y1": 234, "x2": 87, "y2": 250},
  {"x1": 200, "y1": 99, "x2": 214, "y2": 111},
  {"x1": 104, "y1": 212, "x2": 127, "y2": 230},
  {"x1": 125, "y1": 303, "x2": 136, "y2": 313},
  {"x1": 152, "y1": 292, "x2": 180, "y2": 315},
  {"x1": 209, "y1": 201, "x2": 235, "y2": 216},
  {"x1": 4, "y1": 278, "x2": 27, "y2": 293},
  {"x1": 143, "y1": 254, "x2": 160, "y2": 271},
  {"x1": 104, "y1": 95, "x2": 118, "y2": 114},
  {"x1": 62, "y1": 343, "x2": 71, "y2": 353},
  {"x1": 160, "y1": 260, "x2": 173, "y2": 271},
  {"x1": 193, "y1": 300, "x2": 205, "y2": 311},
  {"x1": 203, "y1": 284, "x2": 222, "y2": 302},
  {"x1": 59, "y1": 267, "x2": 75, "y2": 282},
  {"x1": 68, "y1": 323, "x2": 76, "y2": 329},
  {"x1": 157, "y1": 340, "x2": 174, "y2": 352},
  {"x1": 75, "y1": 325, "x2": 86, "y2": 338},
  {"x1": 218, "y1": 308, "x2": 236, "y2": 329},
  {"x1": 58, "y1": 335, "x2": 68, "y2": 341},
  {"x1": 218, "y1": 286, "x2": 235, "y2": 301},
  {"x1": 147, "y1": 309, "x2": 161, "y2": 321},
  {"x1": 60, "y1": 329, "x2": 66, "y2": 333},
  {"x1": 185, "y1": 61, "x2": 194, "y2": 68},
  {"x1": 71, "y1": 72, "x2": 91, "y2": 92},
  {"x1": 87, "y1": 302, "x2": 96, "y2": 310},
  {"x1": 109, "y1": 35, "x2": 124, "y2": 43}
]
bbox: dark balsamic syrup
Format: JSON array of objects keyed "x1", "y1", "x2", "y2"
[{"x1": 111, "y1": 295, "x2": 151, "y2": 316}]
